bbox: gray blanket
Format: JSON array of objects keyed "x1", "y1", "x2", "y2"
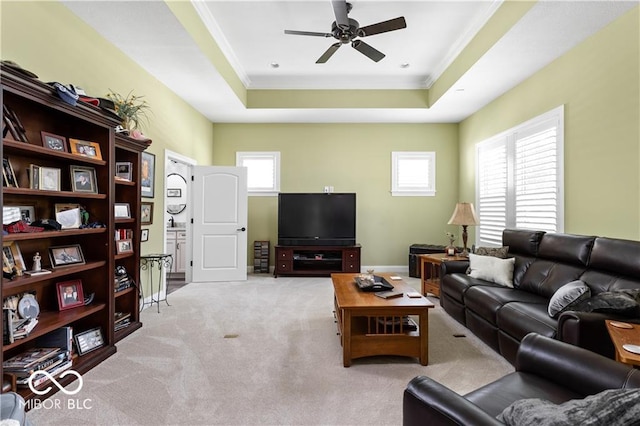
[{"x1": 497, "y1": 389, "x2": 640, "y2": 426}]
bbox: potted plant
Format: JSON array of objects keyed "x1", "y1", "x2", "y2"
[{"x1": 106, "y1": 90, "x2": 151, "y2": 132}]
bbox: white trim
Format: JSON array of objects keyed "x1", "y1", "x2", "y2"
[{"x1": 391, "y1": 151, "x2": 436, "y2": 197}]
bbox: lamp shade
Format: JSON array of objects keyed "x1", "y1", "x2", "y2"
[{"x1": 448, "y1": 202, "x2": 479, "y2": 226}]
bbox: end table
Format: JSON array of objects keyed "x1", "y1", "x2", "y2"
[
  {"x1": 419, "y1": 253, "x2": 467, "y2": 297},
  {"x1": 605, "y1": 319, "x2": 640, "y2": 367}
]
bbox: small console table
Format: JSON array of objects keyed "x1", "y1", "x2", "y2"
[
  {"x1": 419, "y1": 253, "x2": 468, "y2": 297},
  {"x1": 274, "y1": 245, "x2": 361, "y2": 277},
  {"x1": 140, "y1": 253, "x2": 174, "y2": 313}
]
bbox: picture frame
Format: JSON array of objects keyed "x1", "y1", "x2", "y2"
[
  {"x1": 141, "y1": 151, "x2": 155, "y2": 198},
  {"x1": 114, "y1": 203, "x2": 131, "y2": 219},
  {"x1": 70, "y1": 165, "x2": 98, "y2": 193},
  {"x1": 141, "y1": 228, "x2": 149, "y2": 242},
  {"x1": 54, "y1": 203, "x2": 82, "y2": 229},
  {"x1": 29, "y1": 164, "x2": 40, "y2": 189},
  {"x1": 3, "y1": 205, "x2": 35, "y2": 225},
  {"x1": 167, "y1": 188, "x2": 182, "y2": 198},
  {"x1": 69, "y1": 138, "x2": 102, "y2": 160},
  {"x1": 116, "y1": 239, "x2": 133, "y2": 254},
  {"x1": 74, "y1": 327, "x2": 104, "y2": 356},
  {"x1": 141, "y1": 202, "x2": 154, "y2": 225},
  {"x1": 115, "y1": 161, "x2": 133, "y2": 181},
  {"x1": 56, "y1": 279, "x2": 84, "y2": 311},
  {"x1": 39, "y1": 166, "x2": 61, "y2": 191},
  {"x1": 2, "y1": 157, "x2": 18, "y2": 188},
  {"x1": 40, "y1": 131, "x2": 68, "y2": 152},
  {"x1": 3, "y1": 241, "x2": 26, "y2": 273},
  {"x1": 48, "y1": 244, "x2": 85, "y2": 268},
  {"x1": 18, "y1": 293, "x2": 40, "y2": 319}
]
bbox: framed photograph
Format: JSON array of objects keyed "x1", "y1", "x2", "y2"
[
  {"x1": 39, "y1": 166, "x2": 61, "y2": 191},
  {"x1": 167, "y1": 188, "x2": 182, "y2": 198},
  {"x1": 115, "y1": 162, "x2": 133, "y2": 181},
  {"x1": 2, "y1": 157, "x2": 18, "y2": 188},
  {"x1": 114, "y1": 203, "x2": 131, "y2": 219},
  {"x1": 56, "y1": 279, "x2": 84, "y2": 311},
  {"x1": 18, "y1": 293, "x2": 40, "y2": 319},
  {"x1": 116, "y1": 239, "x2": 133, "y2": 254},
  {"x1": 141, "y1": 228, "x2": 149, "y2": 242},
  {"x1": 141, "y1": 202, "x2": 154, "y2": 225},
  {"x1": 49, "y1": 244, "x2": 85, "y2": 268},
  {"x1": 70, "y1": 165, "x2": 98, "y2": 193},
  {"x1": 3, "y1": 241, "x2": 26, "y2": 273},
  {"x1": 40, "y1": 131, "x2": 68, "y2": 152},
  {"x1": 141, "y1": 151, "x2": 155, "y2": 198},
  {"x1": 74, "y1": 327, "x2": 104, "y2": 356},
  {"x1": 55, "y1": 203, "x2": 82, "y2": 229},
  {"x1": 3, "y1": 205, "x2": 35, "y2": 224},
  {"x1": 69, "y1": 138, "x2": 102, "y2": 160},
  {"x1": 29, "y1": 164, "x2": 40, "y2": 189}
]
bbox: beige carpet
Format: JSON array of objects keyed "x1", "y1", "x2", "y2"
[{"x1": 28, "y1": 274, "x2": 513, "y2": 425}]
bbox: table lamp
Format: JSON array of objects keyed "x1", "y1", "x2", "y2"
[{"x1": 447, "y1": 202, "x2": 480, "y2": 257}]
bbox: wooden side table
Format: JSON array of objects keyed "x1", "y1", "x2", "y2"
[
  {"x1": 419, "y1": 253, "x2": 467, "y2": 297},
  {"x1": 605, "y1": 320, "x2": 640, "y2": 367}
]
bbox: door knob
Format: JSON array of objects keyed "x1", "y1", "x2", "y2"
[{"x1": 237, "y1": 227, "x2": 246, "y2": 232}]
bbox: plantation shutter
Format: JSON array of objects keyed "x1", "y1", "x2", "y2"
[
  {"x1": 475, "y1": 106, "x2": 563, "y2": 247},
  {"x1": 477, "y1": 139, "x2": 508, "y2": 246}
]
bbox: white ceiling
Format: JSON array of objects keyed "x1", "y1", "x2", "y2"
[{"x1": 63, "y1": 0, "x2": 637, "y2": 123}]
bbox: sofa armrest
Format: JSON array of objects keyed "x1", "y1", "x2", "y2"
[
  {"x1": 403, "y1": 376, "x2": 503, "y2": 426},
  {"x1": 440, "y1": 260, "x2": 469, "y2": 276},
  {"x1": 516, "y1": 333, "x2": 640, "y2": 395},
  {"x1": 556, "y1": 311, "x2": 622, "y2": 358}
]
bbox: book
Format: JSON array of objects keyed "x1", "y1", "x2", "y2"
[
  {"x1": 35, "y1": 326, "x2": 73, "y2": 353},
  {"x1": 17, "y1": 360, "x2": 73, "y2": 388},
  {"x1": 3, "y1": 347, "x2": 61, "y2": 371}
]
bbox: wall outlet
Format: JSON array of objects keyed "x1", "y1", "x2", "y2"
[{"x1": 324, "y1": 186, "x2": 330, "y2": 193}]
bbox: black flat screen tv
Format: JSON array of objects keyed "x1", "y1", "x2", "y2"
[{"x1": 278, "y1": 193, "x2": 356, "y2": 246}]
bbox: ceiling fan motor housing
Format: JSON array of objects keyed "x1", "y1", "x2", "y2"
[{"x1": 331, "y1": 19, "x2": 360, "y2": 43}]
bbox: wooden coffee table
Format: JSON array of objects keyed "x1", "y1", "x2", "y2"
[{"x1": 332, "y1": 273, "x2": 435, "y2": 367}]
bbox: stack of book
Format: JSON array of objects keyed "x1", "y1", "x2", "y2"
[
  {"x1": 114, "y1": 273, "x2": 133, "y2": 293},
  {"x1": 114, "y1": 311, "x2": 131, "y2": 331},
  {"x1": 114, "y1": 228, "x2": 133, "y2": 241},
  {"x1": 2, "y1": 309, "x2": 38, "y2": 344},
  {"x1": 4, "y1": 326, "x2": 74, "y2": 388}
]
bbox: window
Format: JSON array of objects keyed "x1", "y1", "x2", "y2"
[
  {"x1": 391, "y1": 152, "x2": 436, "y2": 196},
  {"x1": 236, "y1": 152, "x2": 280, "y2": 196},
  {"x1": 476, "y1": 106, "x2": 564, "y2": 246}
]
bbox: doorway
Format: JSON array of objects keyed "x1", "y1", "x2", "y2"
[{"x1": 164, "y1": 150, "x2": 196, "y2": 292}]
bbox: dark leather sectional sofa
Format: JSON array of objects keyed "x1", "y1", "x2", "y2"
[{"x1": 440, "y1": 229, "x2": 640, "y2": 364}]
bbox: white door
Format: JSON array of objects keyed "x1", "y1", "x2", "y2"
[{"x1": 192, "y1": 166, "x2": 248, "y2": 282}]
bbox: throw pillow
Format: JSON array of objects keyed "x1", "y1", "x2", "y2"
[
  {"x1": 547, "y1": 280, "x2": 591, "y2": 318},
  {"x1": 497, "y1": 388, "x2": 640, "y2": 426},
  {"x1": 572, "y1": 289, "x2": 640, "y2": 317},
  {"x1": 475, "y1": 246, "x2": 509, "y2": 258},
  {"x1": 467, "y1": 253, "x2": 515, "y2": 288}
]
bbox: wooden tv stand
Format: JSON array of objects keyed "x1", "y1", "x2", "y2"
[{"x1": 274, "y1": 244, "x2": 361, "y2": 277}]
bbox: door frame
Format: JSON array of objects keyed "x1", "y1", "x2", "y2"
[{"x1": 164, "y1": 149, "x2": 197, "y2": 283}]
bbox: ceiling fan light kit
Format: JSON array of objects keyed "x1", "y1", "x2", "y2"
[{"x1": 284, "y1": 0, "x2": 407, "y2": 64}]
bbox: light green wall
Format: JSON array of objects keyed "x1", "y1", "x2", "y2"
[
  {"x1": 1, "y1": 1, "x2": 215, "y2": 292},
  {"x1": 460, "y1": 6, "x2": 640, "y2": 241},
  {"x1": 211, "y1": 123, "x2": 459, "y2": 266}
]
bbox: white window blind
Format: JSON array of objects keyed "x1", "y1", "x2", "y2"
[
  {"x1": 236, "y1": 152, "x2": 280, "y2": 196},
  {"x1": 391, "y1": 152, "x2": 436, "y2": 196},
  {"x1": 476, "y1": 106, "x2": 564, "y2": 246}
]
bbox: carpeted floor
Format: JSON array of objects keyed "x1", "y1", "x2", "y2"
[{"x1": 27, "y1": 274, "x2": 513, "y2": 425}]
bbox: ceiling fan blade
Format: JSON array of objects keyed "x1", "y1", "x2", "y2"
[
  {"x1": 285, "y1": 30, "x2": 332, "y2": 37},
  {"x1": 332, "y1": 0, "x2": 350, "y2": 30},
  {"x1": 358, "y1": 17, "x2": 407, "y2": 37},
  {"x1": 316, "y1": 43, "x2": 342, "y2": 64},
  {"x1": 351, "y1": 40, "x2": 385, "y2": 62}
]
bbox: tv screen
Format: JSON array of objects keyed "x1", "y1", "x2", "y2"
[{"x1": 278, "y1": 193, "x2": 356, "y2": 246}]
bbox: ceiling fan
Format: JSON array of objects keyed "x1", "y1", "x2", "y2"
[{"x1": 284, "y1": 0, "x2": 407, "y2": 63}]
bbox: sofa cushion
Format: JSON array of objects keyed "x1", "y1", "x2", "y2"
[
  {"x1": 573, "y1": 289, "x2": 640, "y2": 317},
  {"x1": 465, "y1": 286, "x2": 548, "y2": 326},
  {"x1": 440, "y1": 273, "x2": 486, "y2": 304},
  {"x1": 475, "y1": 246, "x2": 509, "y2": 258},
  {"x1": 589, "y1": 237, "x2": 640, "y2": 278},
  {"x1": 498, "y1": 302, "x2": 558, "y2": 341},
  {"x1": 468, "y1": 254, "x2": 515, "y2": 287},
  {"x1": 537, "y1": 233, "x2": 595, "y2": 266},
  {"x1": 547, "y1": 280, "x2": 591, "y2": 318},
  {"x1": 518, "y1": 260, "x2": 586, "y2": 299},
  {"x1": 497, "y1": 388, "x2": 640, "y2": 426},
  {"x1": 502, "y1": 229, "x2": 545, "y2": 257}
]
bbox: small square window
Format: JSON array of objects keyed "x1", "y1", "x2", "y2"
[
  {"x1": 236, "y1": 152, "x2": 280, "y2": 196},
  {"x1": 391, "y1": 152, "x2": 436, "y2": 196}
]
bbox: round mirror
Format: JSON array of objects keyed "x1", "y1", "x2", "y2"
[{"x1": 166, "y1": 173, "x2": 187, "y2": 215}]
